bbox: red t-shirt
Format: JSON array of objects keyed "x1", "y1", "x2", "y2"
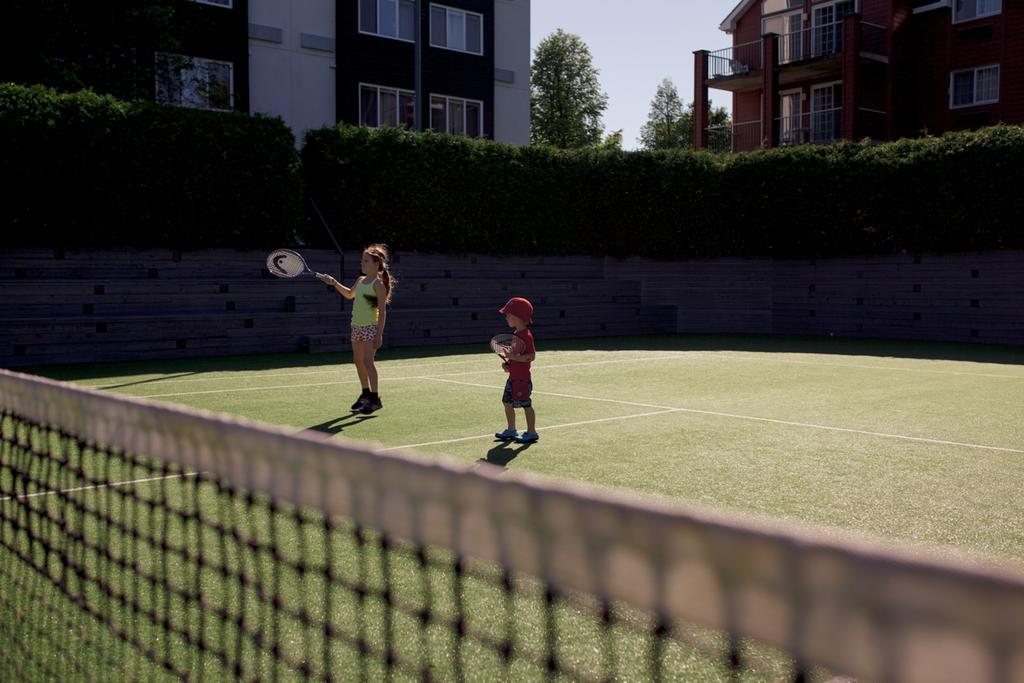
[{"x1": 508, "y1": 328, "x2": 535, "y2": 380}]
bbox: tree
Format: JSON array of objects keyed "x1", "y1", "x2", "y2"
[
  {"x1": 638, "y1": 78, "x2": 688, "y2": 150},
  {"x1": 598, "y1": 129, "x2": 623, "y2": 151},
  {"x1": 699, "y1": 102, "x2": 733, "y2": 152},
  {"x1": 638, "y1": 78, "x2": 732, "y2": 150},
  {"x1": 530, "y1": 29, "x2": 609, "y2": 148}
]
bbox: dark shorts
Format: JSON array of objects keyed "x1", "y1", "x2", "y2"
[{"x1": 502, "y1": 378, "x2": 533, "y2": 408}]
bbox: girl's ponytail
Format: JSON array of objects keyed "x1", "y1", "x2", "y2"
[
  {"x1": 365, "y1": 243, "x2": 397, "y2": 306},
  {"x1": 380, "y1": 268, "x2": 393, "y2": 304}
]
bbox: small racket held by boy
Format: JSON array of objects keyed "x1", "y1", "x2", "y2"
[
  {"x1": 490, "y1": 333, "x2": 526, "y2": 359},
  {"x1": 490, "y1": 333, "x2": 526, "y2": 373}
]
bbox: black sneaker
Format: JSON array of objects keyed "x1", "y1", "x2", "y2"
[
  {"x1": 360, "y1": 396, "x2": 383, "y2": 414},
  {"x1": 351, "y1": 391, "x2": 370, "y2": 411}
]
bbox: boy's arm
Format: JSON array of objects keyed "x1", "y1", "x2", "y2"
[{"x1": 505, "y1": 352, "x2": 536, "y2": 362}]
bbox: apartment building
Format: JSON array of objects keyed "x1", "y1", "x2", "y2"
[
  {"x1": 155, "y1": 0, "x2": 530, "y2": 144},
  {"x1": 694, "y1": 0, "x2": 1022, "y2": 151}
]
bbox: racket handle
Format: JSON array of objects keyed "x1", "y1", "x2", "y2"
[{"x1": 314, "y1": 272, "x2": 326, "y2": 282}]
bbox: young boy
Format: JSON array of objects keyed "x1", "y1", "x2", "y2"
[{"x1": 494, "y1": 297, "x2": 539, "y2": 444}]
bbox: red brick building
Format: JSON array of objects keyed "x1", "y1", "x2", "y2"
[{"x1": 694, "y1": 0, "x2": 1022, "y2": 151}]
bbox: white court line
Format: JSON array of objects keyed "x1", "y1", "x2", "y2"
[
  {"x1": 136, "y1": 355, "x2": 688, "y2": 398},
  {"x1": 388, "y1": 377, "x2": 1024, "y2": 455},
  {"x1": 86, "y1": 355, "x2": 510, "y2": 388},
  {"x1": 715, "y1": 353, "x2": 1024, "y2": 380},
  {"x1": 125, "y1": 350, "x2": 1024, "y2": 397},
  {"x1": 379, "y1": 409, "x2": 681, "y2": 451},
  {"x1": 0, "y1": 472, "x2": 199, "y2": 503}
]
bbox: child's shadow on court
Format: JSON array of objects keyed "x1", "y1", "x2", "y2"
[
  {"x1": 475, "y1": 440, "x2": 534, "y2": 470},
  {"x1": 306, "y1": 413, "x2": 377, "y2": 437}
]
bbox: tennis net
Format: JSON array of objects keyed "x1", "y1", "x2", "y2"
[{"x1": 2, "y1": 368, "x2": 1024, "y2": 682}]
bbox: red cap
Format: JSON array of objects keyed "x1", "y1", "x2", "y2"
[{"x1": 499, "y1": 297, "x2": 533, "y2": 324}]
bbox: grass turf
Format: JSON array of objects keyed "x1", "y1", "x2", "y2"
[
  {"x1": 30, "y1": 334, "x2": 1024, "y2": 565},
  {"x1": 5, "y1": 333, "x2": 1024, "y2": 680}
]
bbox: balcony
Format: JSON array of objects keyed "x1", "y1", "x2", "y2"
[
  {"x1": 777, "y1": 107, "x2": 842, "y2": 146},
  {"x1": 706, "y1": 120, "x2": 764, "y2": 153},
  {"x1": 705, "y1": 40, "x2": 762, "y2": 92},
  {"x1": 696, "y1": 15, "x2": 890, "y2": 151},
  {"x1": 702, "y1": 18, "x2": 887, "y2": 92}
]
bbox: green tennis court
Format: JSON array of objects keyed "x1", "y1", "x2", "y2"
[{"x1": 35, "y1": 334, "x2": 1024, "y2": 566}]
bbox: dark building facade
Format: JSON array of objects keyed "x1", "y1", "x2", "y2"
[{"x1": 337, "y1": 0, "x2": 496, "y2": 138}]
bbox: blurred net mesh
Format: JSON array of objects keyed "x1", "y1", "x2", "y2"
[{"x1": 2, "y1": 368, "x2": 1024, "y2": 682}]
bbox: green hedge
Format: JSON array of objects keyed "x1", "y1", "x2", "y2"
[
  {"x1": 0, "y1": 83, "x2": 302, "y2": 248},
  {"x1": 4, "y1": 81, "x2": 1022, "y2": 257},
  {"x1": 302, "y1": 123, "x2": 1024, "y2": 258}
]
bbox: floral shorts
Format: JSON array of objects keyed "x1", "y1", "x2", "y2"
[
  {"x1": 351, "y1": 324, "x2": 377, "y2": 343},
  {"x1": 502, "y1": 379, "x2": 533, "y2": 408}
]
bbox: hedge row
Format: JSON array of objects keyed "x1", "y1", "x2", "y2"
[
  {"x1": 4, "y1": 82, "x2": 1023, "y2": 256},
  {"x1": 0, "y1": 83, "x2": 302, "y2": 248},
  {"x1": 302, "y1": 124, "x2": 1024, "y2": 258}
]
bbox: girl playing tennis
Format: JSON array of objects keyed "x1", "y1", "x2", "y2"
[{"x1": 321, "y1": 244, "x2": 396, "y2": 414}]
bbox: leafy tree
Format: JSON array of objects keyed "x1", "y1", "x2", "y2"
[
  {"x1": 530, "y1": 29, "x2": 609, "y2": 148},
  {"x1": 1, "y1": 1, "x2": 208, "y2": 101},
  {"x1": 639, "y1": 78, "x2": 731, "y2": 150},
  {"x1": 598, "y1": 129, "x2": 623, "y2": 151},
  {"x1": 700, "y1": 102, "x2": 734, "y2": 152},
  {"x1": 638, "y1": 78, "x2": 688, "y2": 150}
]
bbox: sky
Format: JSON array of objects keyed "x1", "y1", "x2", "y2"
[{"x1": 530, "y1": 0, "x2": 740, "y2": 149}]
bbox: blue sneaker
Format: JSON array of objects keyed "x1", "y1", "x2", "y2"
[
  {"x1": 494, "y1": 428, "x2": 518, "y2": 440},
  {"x1": 515, "y1": 432, "x2": 539, "y2": 444}
]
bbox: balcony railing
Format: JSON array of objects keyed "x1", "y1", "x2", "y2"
[
  {"x1": 811, "y1": 107, "x2": 842, "y2": 143},
  {"x1": 707, "y1": 120, "x2": 763, "y2": 153},
  {"x1": 777, "y1": 18, "x2": 887, "y2": 65},
  {"x1": 708, "y1": 40, "x2": 763, "y2": 79},
  {"x1": 777, "y1": 108, "x2": 843, "y2": 146},
  {"x1": 777, "y1": 22, "x2": 844, "y2": 64}
]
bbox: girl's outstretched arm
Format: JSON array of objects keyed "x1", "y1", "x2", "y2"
[{"x1": 321, "y1": 274, "x2": 357, "y2": 300}]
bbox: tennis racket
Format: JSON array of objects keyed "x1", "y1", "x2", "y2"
[
  {"x1": 266, "y1": 249, "x2": 326, "y2": 281},
  {"x1": 490, "y1": 333, "x2": 526, "y2": 360}
]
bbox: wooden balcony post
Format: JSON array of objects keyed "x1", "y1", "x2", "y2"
[
  {"x1": 693, "y1": 50, "x2": 709, "y2": 150},
  {"x1": 761, "y1": 34, "x2": 779, "y2": 148},
  {"x1": 842, "y1": 15, "x2": 861, "y2": 141}
]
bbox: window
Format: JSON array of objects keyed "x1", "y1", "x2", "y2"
[
  {"x1": 429, "y1": 4, "x2": 483, "y2": 55},
  {"x1": 155, "y1": 53, "x2": 233, "y2": 111},
  {"x1": 429, "y1": 95, "x2": 483, "y2": 137},
  {"x1": 950, "y1": 65, "x2": 1000, "y2": 107},
  {"x1": 763, "y1": 12, "x2": 803, "y2": 63},
  {"x1": 810, "y1": 82, "x2": 843, "y2": 142},
  {"x1": 954, "y1": 0, "x2": 1001, "y2": 23},
  {"x1": 762, "y1": 0, "x2": 801, "y2": 15},
  {"x1": 360, "y1": 84, "x2": 416, "y2": 128},
  {"x1": 360, "y1": 0, "x2": 415, "y2": 41},
  {"x1": 778, "y1": 91, "x2": 803, "y2": 145},
  {"x1": 811, "y1": 0, "x2": 856, "y2": 58}
]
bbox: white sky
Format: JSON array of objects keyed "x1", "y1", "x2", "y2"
[{"x1": 530, "y1": 0, "x2": 739, "y2": 149}]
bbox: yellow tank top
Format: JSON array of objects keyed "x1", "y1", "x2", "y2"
[{"x1": 351, "y1": 277, "x2": 380, "y2": 326}]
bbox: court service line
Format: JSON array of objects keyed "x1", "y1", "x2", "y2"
[
  {"x1": 0, "y1": 472, "x2": 199, "y2": 503},
  {"x1": 92, "y1": 355, "x2": 511, "y2": 387},
  {"x1": 712, "y1": 353, "x2": 1024, "y2": 380},
  {"x1": 135, "y1": 355, "x2": 689, "y2": 398},
  {"x1": 379, "y1": 409, "x2": 681, "y2": 451},
  {"x1": 119, "y1": 350, "x2": 1023, "y2": 397},
  {"x1": 412, "y1": 377, "x2": 1024, "y2": 455}
]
